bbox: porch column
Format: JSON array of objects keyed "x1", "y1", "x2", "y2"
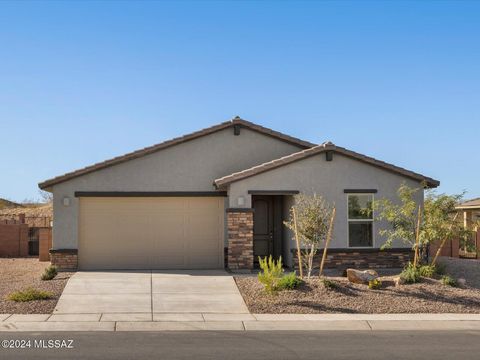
[
  {"x1": 464, "y1": 210, "x2": 473, "y2": 229},
  {"x1": 226, "y1": 208, "x2": 254, "y2": 270}
]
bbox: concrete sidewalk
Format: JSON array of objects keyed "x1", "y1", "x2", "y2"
[{"x1": 1, "y1": 313, "x2": 480, "y2": 332}]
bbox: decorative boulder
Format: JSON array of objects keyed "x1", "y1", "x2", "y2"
[
  {"x1": 457, "y1": 278, "x2": 467, "y2": 287},
  {"x1": 346, "y1": 269, "x2": 379, "y2": 284},
  {"x1": 394, "y1": 276, "x2": 406, "y2": 287}
]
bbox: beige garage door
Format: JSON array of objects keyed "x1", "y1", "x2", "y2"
[{"x1": 78, "y1": 197, "x2": 224, "y2": 270}]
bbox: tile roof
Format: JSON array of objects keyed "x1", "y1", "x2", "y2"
[
  {"x1": 38, "y1": 117, "x2": 315, "y2": 189},
  {"x1": 457, "y1": 198, "x2": 480, "y2": 209},
  {"x1": 214, "y1": 142, "x2": 440, "y2": 188}
]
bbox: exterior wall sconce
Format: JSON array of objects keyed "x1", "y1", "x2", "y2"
[
  {"x1": 237, "y1": 196, "x2": 245, "y2": 207},
  {"x1": 63, "y1": 197, "x2": 71, "y2": 207}
]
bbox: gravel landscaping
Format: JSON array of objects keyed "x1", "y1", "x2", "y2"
[
  {"x1": 235, "y1": 274, "x2": 480, "y2": 314},
  {"x1": 0, "y1": 258, "x2": 72, "y2": 314},
  {"x1": 438, "y1": 256, "x2": 480, "y2": 289}
]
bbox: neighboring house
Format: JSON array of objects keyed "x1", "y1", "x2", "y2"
[
  {"x1": 38, "y1": 117, "x2": 439, "y2": 271},
  {"x1": 456, "y1": 198, "x2": 480, "y2": 228},
  {"x1": 456, "y1": 198, "x2": 480, "y2": 257}
]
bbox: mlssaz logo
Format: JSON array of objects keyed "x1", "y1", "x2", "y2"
[{"x1": 34, "y1": 339, "x2": 74, "y2": 349}]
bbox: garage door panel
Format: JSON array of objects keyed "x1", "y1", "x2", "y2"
[
  {"x1": 79, "y1": 197, "x2": 224, "y2": 270},
  {"x1": 188, "y1": 255, "x2": 220, "y2": 269},
  {"x1": 187, "y1": 217, "x2": 222, "y2": 237},
  {"x1": 151, "y1": 255, "x2": 186, "y2": 269},
  {"x1": 151, "y1": 216, "x2": 185, "y2": 236},
  {"x1": 152, "y1": 241, "x2": 186, "y2": 254},
  {"x1": 187, "y1": 198, "x2": 221, "y2": 210},
  {"x1": 191, "y1": 246, "x2": 220, "y2": 257},
  {"x1": 79, "y1": 255, "x2": 152, "y2": 270}
]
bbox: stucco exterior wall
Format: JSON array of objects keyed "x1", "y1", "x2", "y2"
[
  {"x1": 227, "y1": 153, "x2": 424, "y2": 266},
  {"x1": 50, "y1": 127, "x2": 303, "y2": 249},
  {"x1": 282, "y1": 195, "x2": 295, "y2": 264}
]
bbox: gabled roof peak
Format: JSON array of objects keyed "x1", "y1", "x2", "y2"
[
  {"x1": 214, "y1": 142, "x2": 440, "y2": 188},
  {"x1": 39, "y1": 118, "x2": 316, "y2": 189}
]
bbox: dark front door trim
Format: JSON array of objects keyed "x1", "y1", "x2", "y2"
[
  {"x1": 252, "y1": 195, "x2": 283, "y2": 265},
  {"x1": 252, "y1": 195, "x2": 274, "y2": 263},
  {"x1": 248, "y1": 190, "x2": 299, "y2": 195}
]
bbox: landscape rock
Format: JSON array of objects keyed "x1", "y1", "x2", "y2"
[
  {"x1": 346, "y1": 269, "x2": 378, "y2": 284},
  {"x1": 394, "y1": 276, "x2": 406, "y2": 287},
  {"x1": 457, "y1": 278, "x2": 467, "y2": 287}
]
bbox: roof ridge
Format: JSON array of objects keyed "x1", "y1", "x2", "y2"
[
  {"x1": 39, "y1": 117, "x2": 315, "y2": 189},
  {"x1": 214, "y1": 143, "x2": 439, "y2": 188},
  {"x1": 214, "y1": 143, "x2": 332, "y2": 185},
  {"x1": 458, "y1": 197, "x2": 480, "y2": 206}
]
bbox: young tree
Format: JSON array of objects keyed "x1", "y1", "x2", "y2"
[
  {"x1": 376, "y1": 183, "x2": 465, "y2": 266},
  {"x1": 375, "y1": 183, "x2": 421, "y2": 258},
  {"x1": 423, "y1": 190, "x2": 464, "y2": 265},
  {"x1": 284, "y1": 193, "x2": 334, "y2": 279}
]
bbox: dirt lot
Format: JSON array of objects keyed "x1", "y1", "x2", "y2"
[
  {"x1": 0, "y1": 258, "x2": 72, "y2": 314},
  {"x1": 235, "y1": 275, "x2": 480, "y2": 314}
]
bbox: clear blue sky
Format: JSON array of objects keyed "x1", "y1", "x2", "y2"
[{"x1": 0, "y1": 1, "x2": 478, "y2": 202}]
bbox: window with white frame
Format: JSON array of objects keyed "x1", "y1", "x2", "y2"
[{"x1": 348, "y1": 194, "x2": 374, "y2": 247}]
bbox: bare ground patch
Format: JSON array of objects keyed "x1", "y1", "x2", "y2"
[
  {"x1": 235, "y1": 275, "x2": 480, "y2": 314},
  {"x1": 0, "y1": 258, "x2": 72, "y2": 314}
]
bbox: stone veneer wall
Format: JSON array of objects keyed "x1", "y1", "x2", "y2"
[
  {"x1": 291, "y1": 248, "x2": 413, "y2": 271},
  {"x1": 50, "y1": 249, "x2": 78, "y2": 271},
  {"x1": 227, "y1": 209, "x2": 254, "y2": 270}
]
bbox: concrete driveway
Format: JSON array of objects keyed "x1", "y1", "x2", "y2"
[{"x1": 54, "y1": 270, "x2": 249, "y2": 318}]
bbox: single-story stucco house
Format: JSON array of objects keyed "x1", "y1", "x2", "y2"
[
  {"x1": 456, "y1": 198, "x2": 480, "y2": 229},
  {"x1": 38, "y1": 117, "x2": 439, "y2": 271},
  {"x1": 456, "y1": 198, "x2": 480, "y2": 256}
]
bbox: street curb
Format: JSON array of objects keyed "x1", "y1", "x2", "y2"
[{"x1": 1, "y1": 313, "x2": 480, "y2": 332}]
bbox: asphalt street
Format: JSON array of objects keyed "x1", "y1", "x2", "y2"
[{"x1": 0, "y1": 330, "x2": 479, "y2": 360}]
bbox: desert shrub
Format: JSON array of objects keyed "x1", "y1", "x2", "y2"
[
  {"x1": 278, "y1": 272, "x2": 302, "y2": 290},
  {"x1": 322, "y1": 278, "x2": 338, "y2": 290},
  {"x1": 7, "y1": 288, "x2": 53, "y2": 302},
  {"x1": 368, "y1": 279, "x2": 382, "y2": 289},
  {"x1": 441, "y1": 275, "x2": 457, "y2": 287},
  {"x1": 369, "y1": 278, "x2": 381, "y2": 289},
  {"x1": 278, "y1": 272, "x2": 303, "y2": 290},
  {"x1": 418, "y1": 264, "x2": 435, "y2": 278},
  {"x1": 41, "y1": 265, "x2": 58, "y2": 281},
  {"x1": 258, "y1": 256, "x2": 284, "y2": 294},
  {"x1": 400, "y1": 262, "x2": 421, "y2": 284}
]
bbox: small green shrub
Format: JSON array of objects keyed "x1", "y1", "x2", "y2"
[
  {"x1": 434, "y1": 262, "x2": 447, "y2": 275},
  {"x1": 277, "y1": 272, "x2": 303, "y2": 290},
  {"x1": 258, "y1": 256, "x2": 284, "y2": 294},
  {"x1": 41, "y1": 265, "x2": 58, "y2": 281},
  {"x1": 400, "y1": 262, "x2": 421, "y2": 284},
  {"x1": 368, "y1": 279, "x2": 382, "y2": 289},
  {"x1": 322, "y1": 278, "x2": 338, "y2": 290},
  {"x1": 7, "y1": 288, "x2": 53, "y2": 302},
  {"x1": 441, "y1": 275, "x2": 457, "y2": 287},
  {"x1": 418, "y1": 264, "x2": 435, "y2": 278}
]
